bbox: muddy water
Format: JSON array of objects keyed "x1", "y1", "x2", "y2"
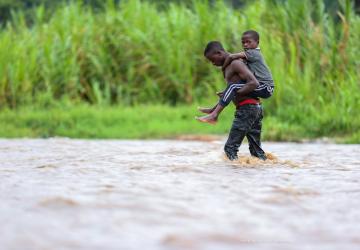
[{"x1": 1, "y1": 139, "x2": 359, "y2": 250}]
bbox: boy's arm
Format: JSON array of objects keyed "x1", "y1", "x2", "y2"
[
  {"x1": 231, "y1": 60, "x2": 259, "y2": 96},
  {"x1": 230, "y1": 52, "x2": 247, "y2": 60},
  {"x1": 244, "y1": 49, "x2": 261, "y2": 63},
  {"x1": 222, "y1": 52, "x2": 247, "y2": 72}
]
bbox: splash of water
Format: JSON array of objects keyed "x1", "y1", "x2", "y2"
[{"x1": 225, "y1": 152, "x2": 300, "y2": 168}]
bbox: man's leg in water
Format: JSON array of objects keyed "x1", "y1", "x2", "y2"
[
  {"x1": 224, "y1": 105, "x2": 260, "y2": 160},
  {"x1": 246, "y1": 105, "x2": 267, "y2": 160}
]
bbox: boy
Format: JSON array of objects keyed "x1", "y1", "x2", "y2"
[
  {"x1": 196, "y1": 30, "x2": 274, "y2": 124},
  {"x1": 198, "y1": 41, "x2": 267, "y2": 160}
]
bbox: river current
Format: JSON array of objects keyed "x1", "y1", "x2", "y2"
[{"x1": 1, "y1": 138, "x2": 359, "y2": 250}]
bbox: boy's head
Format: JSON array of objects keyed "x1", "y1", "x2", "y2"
[
  {"x1": 204, "y1": 41, "x2": 227, "y2": 66},
  {"x1": 242, "y1": 30, "x2": 259, "y2": 49}
]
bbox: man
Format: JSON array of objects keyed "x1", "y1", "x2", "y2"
[{"x1": 198, "y1": 41, "x2": 267, "y2": 161}]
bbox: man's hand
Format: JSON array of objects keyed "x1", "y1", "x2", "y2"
[{"x1": 216, "y1": 91, "x2": 224, "y2": 98}]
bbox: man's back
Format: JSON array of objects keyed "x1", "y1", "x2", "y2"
[
  {"x1": 224, "y1": 59, "x2": 245, "y2": 84},
  {"x1": 223, "y1": 59, "x2": 259, "y2": 104}
]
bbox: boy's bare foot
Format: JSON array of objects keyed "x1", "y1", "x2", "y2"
[
  {"x1": 195, "y1": 114, "x2": 218, "y2": 125},
  {"x1": 197, "y1": 107, "x2": 214, "y2": 114}
]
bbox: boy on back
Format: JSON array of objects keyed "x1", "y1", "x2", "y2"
[
  {"x1": 196, "y1": 30, "x2": 274, "y2": 124},
  {"x1": 198, "y1": 41, "x2": 267, "y2": 161}
]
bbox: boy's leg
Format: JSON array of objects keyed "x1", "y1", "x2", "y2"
[
  {"x1": 196, "y1": 103, "x2": 224, "y2": 124},
  {"x1": 224, "y1": 105, "x2": 259, "y2": 160},
  {"x1": 198, "y1": 90, "x2": 226, "y2": 114},
  {"x1": 246, "y1": 105, "x2": 267, "y2": 160},
  {"x1": 247, "y1": 85, "x2": 274, "y2": 99},
  {"x1": 198, "y1": 103, "x2": 218, "y2": 114},
  {"x1": 196, "y1": 82, "x2": 246, "y2": 124},
  {"x1": 219, "y1": 82, "x2": 246, "y2": 107}
]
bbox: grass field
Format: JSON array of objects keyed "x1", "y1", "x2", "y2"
[{"x1": 1, "y1": 104, "x2": 359, "y2": 143}]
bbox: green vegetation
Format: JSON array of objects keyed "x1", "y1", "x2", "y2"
[
  {"x1": 0, "y1": 0, "x2": 359, "y2": 141},
  {"x1": 1, "y1": 104, "x2": 359, "y2": 143}
]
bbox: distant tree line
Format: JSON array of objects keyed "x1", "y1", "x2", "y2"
[
  {"x1": 0, "y1": 0, "x2": 358, "y2": 25},
  {"x1": 0, "y1": 0, "x2": 248, "y2": 24},
  {"x1": 0, "y1": 0, "x2": 107, "y2": 23}
]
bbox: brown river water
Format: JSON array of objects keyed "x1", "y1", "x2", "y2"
[{"x1": 1, "y1": 138, "x2": 360, "y2": 250}]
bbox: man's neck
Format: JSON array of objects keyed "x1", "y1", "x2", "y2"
[{"x1": 222, "y1": 52, "x2": 230, "y2": 67}]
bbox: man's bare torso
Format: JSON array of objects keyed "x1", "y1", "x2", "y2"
[
  {"x1": 223, "y1": 59, "x2": 250, "y2": 103},
  {"x1": 224, "y1": 59, "x2": 243, "y2": 83}
]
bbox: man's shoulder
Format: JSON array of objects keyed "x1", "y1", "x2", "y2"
[
  {"x1": 229, "y1": 59, "x2": 247, "y2": 70},
  {"x1": 230, "y1": 59, "x2": 246, "y2": 67}
]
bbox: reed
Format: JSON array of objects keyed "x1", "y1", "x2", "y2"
[{"x1": 0, "y1": 0, "x2": 359, "y2": 138}]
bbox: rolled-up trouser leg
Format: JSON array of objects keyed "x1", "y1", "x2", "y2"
[
  {"x1": 224, "y1": 104, "x2": 260, "y2": 160},
  {"x1": 246, "y1": 106, "x2": 267, "y2": 160}
]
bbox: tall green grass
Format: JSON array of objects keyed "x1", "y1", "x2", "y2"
[{"x1": 0, "y1": 0, "x2": 359, "y2": 139}]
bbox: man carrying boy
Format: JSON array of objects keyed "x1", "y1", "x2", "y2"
[
  {"x1": 198, "y1": 41, "x2": 267, "y2": 161},
  {"x1": 197, "y1": 30, "x2": 274, "y2": 124}
]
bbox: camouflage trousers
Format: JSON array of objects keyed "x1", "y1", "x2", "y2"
[{"x1": 224, "y1": 104, "x2": 267, "y2": 161}]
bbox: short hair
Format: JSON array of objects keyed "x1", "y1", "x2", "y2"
[
  {"x1": 204, "y1": 41, "x2": 224, "y2": 56},
  {"x1": 242, "y1": 30, "x2": 260, "y2": 42}
]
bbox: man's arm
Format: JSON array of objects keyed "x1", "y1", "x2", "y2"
[
  {"x1": 222, "y1": 52, "x2": 247, "y2": 72},
  {"x1": 231, "y1": 60, "x2": 259, "y2": 97}
]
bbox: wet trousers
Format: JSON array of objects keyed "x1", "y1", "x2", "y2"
[{"x1": 224, "y1": 104, "x2": 267, "y2": 161}]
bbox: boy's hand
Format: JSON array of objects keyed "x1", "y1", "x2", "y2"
[{"x1": 222, "y1": 55, "x2": 234, "y2": 73}]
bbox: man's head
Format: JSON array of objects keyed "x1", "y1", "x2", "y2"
[
  {"x1": 241, "y1": 30, "x2": 259, "y2": 49},
  {"x1": 204, "y1": 41, "x2": 227, "y2": 67}
]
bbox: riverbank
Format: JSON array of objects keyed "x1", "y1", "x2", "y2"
[{"x1": 1, "y1": 105, "x2": 358, "y2": 143}]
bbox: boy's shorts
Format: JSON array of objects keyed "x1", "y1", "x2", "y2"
[
  {"x1": 247, "y1": 84, "x2": 274, "y2": 99},
  {"x1": 219, "y1": 81, "x2": 274, "y2": 107}
]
